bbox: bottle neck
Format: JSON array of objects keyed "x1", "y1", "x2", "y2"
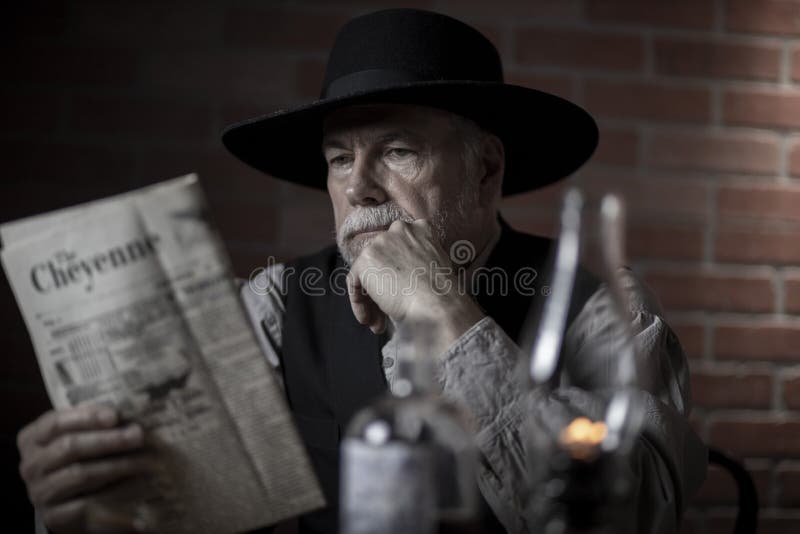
[
  {"x1": 393, "y1": 350, "x2": 437, "y2": 397},
  {"x1": 393, "y1": 320, "x2": 439, "y2": 397}
]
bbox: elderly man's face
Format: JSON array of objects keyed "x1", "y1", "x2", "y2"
[{"x1": 323, "y1": 104, "x2": 489, "y2": 265}]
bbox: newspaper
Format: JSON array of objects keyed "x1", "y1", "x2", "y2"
[{"x1": 1, "y1": 175, "x2": 325, "y2": 532}]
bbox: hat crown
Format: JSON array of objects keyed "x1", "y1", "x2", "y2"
[{"x1": 321, "y1": 9, "x2": 503, "y2": 99}]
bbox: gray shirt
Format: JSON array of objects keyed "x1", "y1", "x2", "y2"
[{"x1": 241, "y1": 260, "x2": 707, "y2": 534}]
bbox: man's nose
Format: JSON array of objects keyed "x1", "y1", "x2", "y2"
[{"x1": 345, "y1": 157, "x2": 387, "y2": 206}]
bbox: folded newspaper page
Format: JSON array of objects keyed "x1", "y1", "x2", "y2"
[{"x1": 1, "y1": 174, "x2": 325, "y2": 532}]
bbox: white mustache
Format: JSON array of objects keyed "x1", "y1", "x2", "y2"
[{"x1": 339, "y1": 203, "x2": 415, "y2": 241}]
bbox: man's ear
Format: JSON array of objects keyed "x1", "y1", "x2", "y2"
[{"x1": 478, "y1": 133, "x2": 505, "y2": 207}]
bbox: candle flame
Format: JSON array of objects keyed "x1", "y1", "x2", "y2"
[{"x1": 559, "y1": 417, "x2": 608, "y2": 460}]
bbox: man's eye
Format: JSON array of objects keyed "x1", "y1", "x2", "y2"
[
  {"x1": 386, "y1": 148, "x2": 415, "y2": 159},
  {"x1": 329, "y1": 154, "x2": 353, "y2": 167}
]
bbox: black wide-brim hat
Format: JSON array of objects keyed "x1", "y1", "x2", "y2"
[{"x1": 222, "y1": 8, "x2": 598, "y2": 196}]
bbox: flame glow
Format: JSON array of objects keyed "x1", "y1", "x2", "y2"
[{"x1": 559, "y1": 417, "x2": 608, "y2": 460}]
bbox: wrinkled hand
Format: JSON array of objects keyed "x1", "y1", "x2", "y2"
[
  {"x1": 18, "y1": 405, "x2": 152, "y2": 533},
  {"x1": 347, "y1": 219, "x2": 484, "y2": 351}
]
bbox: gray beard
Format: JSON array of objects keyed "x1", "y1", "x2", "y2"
[
  {"x1": 335, "y1": 195, "x2": 477, "y2": 268},
  {"x1": 335, "y1": 202, "x2": 416, "y2": 267},
  {"x1": 334, "y1": 166, "x2": 481, "y2": 266}
]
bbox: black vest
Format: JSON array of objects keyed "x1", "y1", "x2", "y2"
[{"x1": 278, "y1": 222, "x2": 598, "y2": 533}]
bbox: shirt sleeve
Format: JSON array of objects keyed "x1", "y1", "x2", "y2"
[{"x1": 435, "y1": 269, "x2": 707, "y2": 534}]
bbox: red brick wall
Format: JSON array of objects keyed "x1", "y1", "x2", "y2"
[{"x1": 2, "y1": 1, "x2": 800, "y2": 532}]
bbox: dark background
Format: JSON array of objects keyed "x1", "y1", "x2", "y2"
[{"x1": 3, "y1": 1, "x2": 800, "y2": 532}]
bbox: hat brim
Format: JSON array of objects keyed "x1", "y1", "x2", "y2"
[{"x1": 221, "y1": 81, "x2": 598, "y2": 196}]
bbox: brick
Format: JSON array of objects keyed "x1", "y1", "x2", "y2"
[
  {"x1": 726, "y1": 0, "x2": 800, "y2": 36},
  {"x1": 142, "y1": 50, "x2": 297, "y2": 104},
  {"x1": 689, "y1": 511, "x2": 800, "y2": 534},
  {"x1": 787, "y1": 139, "x2": 800, "y2": 177},
  {"x1": 778, "y1": 462, "x2": 800, "y2": 505},
  {"x1": 792, "y1": 145, "x2": 800, "y2": 177},
  {"x1": 690, "y1": 368, "x2": 773, "y2": 408},
  {"x1": 718, "y1": 183, "x2": 800, "y2": 222},
  {"x1": 504, "y1": 72, "x2": 575, "y2": 101},
  {"x1": 435, "y1": 0, "x2": 582, "y2": 19},
  {"x1": 2, "y1": 141, "x2": 143, "y2": 200},
  {"x1": 677, "y1": 515, "x2": 705, "y2": 534},
  {"x1": 681, "y1": 515, "x2": 737, "y2": 534},
  {"x1": 0, "y1": 386, "x2": 51, "y2": 433},
  {"x1": 792, "y1": 48, "x2": 800, "y2": 82},
  {"x1": 691, "y1": 463, "x2": 770, "y2": 505},
  {"x1": 715, "y1": 323, "x2": 800, "y2": 361},
  {"x1": 704, "y1": 516, "x2": 738, "y2": 534},
  {"x1": 0, "y1": 88, "x2": 65, "y2": 135},
  {"x1": 4, "y1": 1, "x2": 71, "y2": 45},
  {"x1": 574, "y1": 170, "x2": 710, "y2": 220},
  {"x1": 501, "y1": 179, "x2": 569, "y2": 211},
  {"x1": 756, "y1": 516, "x2": 800, "y2": 534},
  {"x1": 224, "y1": 7, "x2": 348, "y2": 50},
  {"x1": 130, "y1": 148, "x2": 285, "y2": 246},
  {"x1": 644, "y1": 271, "x2": 774, "y2": 313},
  {"x1": 784, "y1": 375, "x2": 800, "y2": 409},
  {"x1": 5, "y1": 45, "x2": 140, "y2": 88},
  {"x1": 671, "y1": 322, "x2": 705, "y2": 359},
  {"x1": 724, "y1": 89, "x2": 800, "y2": 130},
  {"x1": 0, "y1": 280, "x2": 43, "y2": 386},
  {"x1": 654, "y1": 38, "x2": 781, "y2": 81},
  {"x1": 279, "y1": 186, "x2": 336, "y2": 255},
  {"x1": 787, "y1": 275, "x2": 800, "y2": 313},
  {"x1": 296, "y1": 58, "x2": 326, "y2": 100},
  {"x1": 213, "y1": 205, "x2": 282, "y2": 253},
  {"x1": 716, "y1": 222, "x2": 800, "y2": 265},
  {"x1": 585, "y1": 80, "x2": 710, "y2": 123},
  {"x1": 68, "y1": 94, "x2": 213, "y2": 142},
  {"x1": 296, "y1": 0, "x2": 433, "y2": 7},
  {"x1": 627, "y1": 224, "x2": 705, "y2": 261},
  {"x1": 228, "y1": 243, "x2": 286, "y2": 279},
  {"x1": 586, "y1": 0, "x2": 715, "y2": 29},
  {"x1": 221, "y1": 102, "x2": 278, "y2": 132},
  {"x1": 593, "y1": 128, "x2": 639, "y2": 166},
  {"x1": 709, "y1": 418, "x2": 800, "y2": 457},
  {"x1": 501, "y1": 210, "x2": 557, "y2": 239},
  {"x1": 645, "y1": 131, "x2": 780, "y2": 175},
  {"x1": 514, "y1": 28, "x2": 643, "y2": 72},
  {"x1": 69, "y1": 1, "x2": 223, "y2": 48},
  {"x1": 202, "y1": 167, "x2": 285, "y2": 212}
]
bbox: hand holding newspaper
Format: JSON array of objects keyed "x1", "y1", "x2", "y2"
[{"x1": 1, "y1": 175, "x2": 324, "y2": 532}]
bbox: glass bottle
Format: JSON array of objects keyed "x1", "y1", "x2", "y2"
[
  {"x1": 525, "y1": 188, "x2": 645, "y2": 533},
  {"x1": 339, "y1": 319, "x2": 478, "y2": 534}
]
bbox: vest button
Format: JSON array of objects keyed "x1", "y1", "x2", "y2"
[{"x1": 382, "y1": 356, "x2": 395, "y2": 369}]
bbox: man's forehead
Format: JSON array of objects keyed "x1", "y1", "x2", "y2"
[{"x1": 321, "y1": 103, "x2": 455, "y2": 141}]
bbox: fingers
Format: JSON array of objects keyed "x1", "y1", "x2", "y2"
[
  {"x1": 17, "y1": 406, "x2": 152, "y2": 534},
  {"x1": 347, "y1": 217, "x2": 443, "y2": 331},
  {"x1": 21, "y1": 424, "x2": 144, "y2": 483},
  {"x1": 388, "y1": 218, "x2": 434, "y2": 242},
  {"x1": 19, "y1": 405, "x2": 118, "y2": 451},
  {"x1": 409, "y1": 218, "x2": 433, "y2": 235},
  {"x1": 29, "y1": 453, "x2": 154, "y2": 507},
  {"x1": 42, "y1": 499, "x2": 91, "y2": 534},
  {"x1": 370, "y1": 312, "x2": 387, "y2": 335},
  {"x1": 347, "y1": 268, "x2": 388, "y2": 334},
  {"x1": 43, "y1": 498, "x2": 146, "y2": 534}
]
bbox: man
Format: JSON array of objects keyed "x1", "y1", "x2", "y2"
[{"x1": 16, "y1": 8, "x2": 706, "y2": 534}]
